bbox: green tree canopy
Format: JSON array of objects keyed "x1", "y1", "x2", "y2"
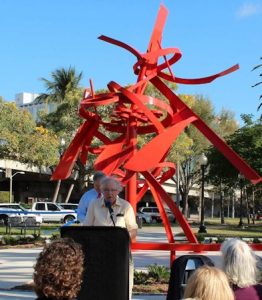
[
  {"x1": 0, "y1": 99, "x2": 59, "y2": 168},
  {"x1": 168, "y1": 94, "x2": 238, "y2": 216},
  {"x1": 208, "y1": 114, "x2": 262, "y2": 187}
]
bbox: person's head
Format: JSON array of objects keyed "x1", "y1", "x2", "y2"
[
  {"x1": 100, "y1": 176, "x2": 122, "y2": 204},
  {"x1": 34, "y1": 238, "x2": 84, "y2": 300},
  {"x1": 184, "y1": 265, "x2": 234, "y2": 300},
  {"x1": 221, "y1": 238, "x2": 259, "y2": 288},
  {"x1": 93, "y1": 171, "x2": 106, "y2": 192}
]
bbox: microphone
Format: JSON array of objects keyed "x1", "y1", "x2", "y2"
[{"x1": 105, "y1": 200, "x2": 115, "y2": 226}]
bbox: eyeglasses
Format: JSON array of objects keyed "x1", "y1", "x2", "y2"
[{"x1": 103, "y1": 188, "x2": 118, "y2": 192}]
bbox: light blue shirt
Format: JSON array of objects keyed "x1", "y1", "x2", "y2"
[{"x1": 77, "y1": 188, "x2": 98, "y2": 223}]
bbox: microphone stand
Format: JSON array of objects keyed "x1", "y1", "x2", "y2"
[{"x1": 105, "y1": 201, "x2": 115, "y2": 226}]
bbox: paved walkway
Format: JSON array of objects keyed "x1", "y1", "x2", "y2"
[
  {"x1": 0, "y1": 226, "x2": 261, "y2": 300},
  {"x1": 0, "y1": 290, "x2": 167, "y2": 300}
]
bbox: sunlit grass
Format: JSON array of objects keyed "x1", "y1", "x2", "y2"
[{"x1": 205, "y1": 217, "x2": 262, "y2": 226}]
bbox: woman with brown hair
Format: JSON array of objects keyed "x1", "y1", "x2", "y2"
[
  {"x1": 183, "y1": 265, "x2": 234, "y2": 300},
  {"x1": 34, "y1": 238, "x2": 84, "y2": 300}
]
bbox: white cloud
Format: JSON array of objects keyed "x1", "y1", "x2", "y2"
[{"x1": 236, "y1": 2, "x2": 262, "y2": 18}]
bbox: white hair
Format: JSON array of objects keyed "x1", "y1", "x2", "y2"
[
  {"x1": 100, "y1": 176, "x2": 123, "y2": 192},
  {"x1": 221, "y1": 238, "x2": 259, "y2": 288}
]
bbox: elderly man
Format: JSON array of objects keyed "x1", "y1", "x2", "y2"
[
  {"x1": 77, "y1": 171, "x2": 105, "y2": 223},
  {"x1": 84, "y1": 176, "x2": 138, "y2": 299}
]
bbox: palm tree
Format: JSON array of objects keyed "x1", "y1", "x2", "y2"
[
  {"x1": 35, "y1": 67, "x2": 83, "y2": 104},
  {"x1": 35, "y1": 67, "x2": 83, "y2": 203},
  {"x1": 252, "y1": 57, "x2": 262, "y2": 113}
]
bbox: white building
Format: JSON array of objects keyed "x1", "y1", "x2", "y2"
[{"x1": 15, "y1": 92, "x2": 57, "y2": 120}]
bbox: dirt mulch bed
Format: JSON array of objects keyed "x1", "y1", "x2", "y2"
[
  {"x1": 0, "y1": 242, "x2": 45, "y2": 249},
  {"x1": 11, "y1": 282, "x2": 34, "y2": 291},
  {"x1": 12, "y1": 282, "x2": 168, "y2": 294},
  {"x1": 133, "y1": 283, "x2": 168, "y2": 294}
]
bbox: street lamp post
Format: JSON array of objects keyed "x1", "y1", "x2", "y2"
[
  {"x1": 52, "y1": 138, "x2": 66, "y2": 203},
  {"x1": 60, "y1": 138, "x2": 66, "y2": 155},
  {"x1": 176, "y1": 161, "x2": 181, "y2": 208},
  {"x1": 198, "y1": 153, "x2": 208, "y2": 233},
  {"x1": 9, "y1": 171, "x2": 25, "y2": 203},
  {"x1": 238, "y1": 173, "x2": 245, "y2": 228}
]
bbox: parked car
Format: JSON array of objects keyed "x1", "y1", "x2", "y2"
[
  {"x1": 136, "y1": 214, "x2": 143, "y2": 228},
  {"x1": 139, "y1": 207, "x2": 162, "y2": 223},
  {"x1": 30, "y1": 202, "x2": 77, "y2": 223},
  {"x1": 165, "y1": 208, "x2": 176, "y2": 223},
  {"x1": 0, "y1": 208, "x2": 17, "y2": 225},
  {"x1": 139, "y1": 207, "x2": 175, "y2": 223},
  {"x1": 256, "y1": 212, "x2": 262, "y2": 220},
  {"x1": 59, "y1": 203, "x2": 78, "y2": 211},
  {"x1": 0, "y1": 203, "x2": 43, "y2": 225},
  {"x1": 137, "y1": 211, "x2": 152, "y2": 224}
]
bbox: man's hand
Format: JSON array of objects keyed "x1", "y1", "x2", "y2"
[{"x1": 129, "y1": 229, "x2": 137, "y2": 242}]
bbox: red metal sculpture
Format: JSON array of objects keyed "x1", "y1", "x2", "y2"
[{"x1": 52, "y1": 5, "x2": 262, "y2": 260}]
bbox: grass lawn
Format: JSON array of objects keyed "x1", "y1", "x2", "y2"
[
  {"x1": 189, "y1": 218, "x2": 262, "y2": 238},
  {"x1": 190, "y1": 226, "x2": 262, "y2": 238},
  {"x1": 0, "y1": 223, "x2": 61, "y2": 236},
  {"x1": 204, "y1": 217, "x2": 262, "y2": 226}
]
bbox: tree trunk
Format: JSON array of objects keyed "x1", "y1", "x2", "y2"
[
  {"x1": 181, "y1": 192, "x2": 189, "y2": 219},
  {"x1": 52, "y1": 180, "x2": 61, "y2": 203},
  {"x1": 220, "y1": 181, "x2": 225, "y2": 224},
  {"x1": 65, "y1": 171, "x2": 79, "y2": 203},
  {"x1": 227, "y1": 197, "x2": 230, "y2": 217},
  {"x1": 232, "y1": 192, "x2": 235, "y2": 218},
  {"x1": 220, "y1": 193, "x2": 225, "y2": 224},
  {"x1": 211, "y1": 192, "x2": 214, "y2": 218},
  {"x1": 252, "y1": 188, "x2": 255, "y2": 225},
  {"x1": 245, "y1": 187, "x2": 250, "y2": 225}
]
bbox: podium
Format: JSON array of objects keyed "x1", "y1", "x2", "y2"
[{"x1": 61, "y1": 226, "x2": 130, "y2": 300}]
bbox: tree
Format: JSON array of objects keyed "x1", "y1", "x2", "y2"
[
  {"x1": 38, "y1": 89, "x2": 84, "y2": 139},
  {"x1": 0, "y1": 99, "x2": 59, "y2": 168},
  {"x1": 208, "y1": 114, "x2": 262, "y2": 222},
  {"x1": 35, "y1": 67, "x2": 83, "y2": 104},
  {"x1": 169, "y1": 95, "x2": 238, "y2": 217}
]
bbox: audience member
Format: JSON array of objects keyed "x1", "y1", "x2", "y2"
[
  {"x1": 77, "y1": 170, "x2": 105, "y2": 223},
  {"x1": 221, "y1": 238, "x2": 262, "y2": 300},
  {"x1": 34, "y1": 238, "x2": 84, "y2": 300},
  {"x1": 183, "y1": 265, "x2": 234, "y2": 300}
]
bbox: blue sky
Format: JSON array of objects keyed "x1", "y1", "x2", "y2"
[{"x1": 0, "y1": 0, "x2": 261, "y2": 122}]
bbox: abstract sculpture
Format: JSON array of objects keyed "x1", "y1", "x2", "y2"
[{"x1": 52, "y1": 5, "x2": 261, "y2": 258}]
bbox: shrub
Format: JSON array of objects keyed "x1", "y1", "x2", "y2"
[
  {"x1": 50, "y1": 233, "x2": 60, "y2": 240},
  {"x1": 32, "y1": 233, "x2": 41, "y2": 241},
  {"x1": 134, "y1": 271, "x2": 149, "y2": 285},
  {"x1": 196, "y1": 234, "x2": 205, "y2": 243},
  {"x1": 19, "y1": 236, "x2": 37, "y2": 244},
  {"x1": 134, "y1": 265, "x2": 171, "y2": 285},
  {"x1": 216, "y1": 236, "x2": 225, "y2": 244},
  {"x1": 253, "y1": 238, "x2": 261, "y2": 244},
  {"x1": 2, "y1": 235, "x2": 17, "y2": 245},
  {"x1": 0, "y1": 234, "x2": 45, "y2": 246},
  {"x1": 148, "y1": 264, "x2": 170, "y2": 283}
]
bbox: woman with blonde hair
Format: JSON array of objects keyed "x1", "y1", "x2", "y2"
[
  {"x1": 221, "y1": 238, "x2": 262, "y2": 300},
  {"x1": 183, "y1": 265, "x2": 234, "y2": 300}
]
